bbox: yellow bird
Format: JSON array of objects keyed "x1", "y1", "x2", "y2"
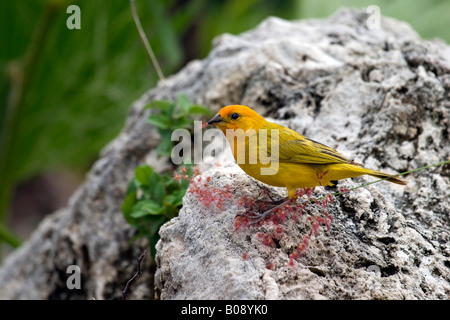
[{"x1": 208, "y1": 105, "x2": 406, "y2": 202}]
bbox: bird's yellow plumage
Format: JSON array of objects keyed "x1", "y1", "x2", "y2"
[{"x1": 208, "y1": 105, "x2": 406, "y2": 199}]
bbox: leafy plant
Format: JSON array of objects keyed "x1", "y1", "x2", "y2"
[
  {"x1": 122, "y1": 94, "x2": 210, "y2": 257},
  {"x1": 122, "y1": 164, "x2": 191, "y2": 258},
  {"x1": 145, "y1": 94, "x2": 211, "y2": 156}
]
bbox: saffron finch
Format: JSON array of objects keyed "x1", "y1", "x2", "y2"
[{"x1": 208, "y1": 105, "x2": 406, "y2": 201}]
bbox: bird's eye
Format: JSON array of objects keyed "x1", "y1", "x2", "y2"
[{"x1": 231, "y1": 113, "x2": 239, "y2": 120}]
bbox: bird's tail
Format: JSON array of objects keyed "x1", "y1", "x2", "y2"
[{"x1": 366, "y1": 169, "x2": 407, "y2": 185}]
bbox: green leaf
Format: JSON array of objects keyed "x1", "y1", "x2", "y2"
[
  {"x1": 147, "y1": 215, "x2": 167, "y2": 235},
  {"x1": 125, "y1": 178, "x2": 138, "y2": 195},
  {"x1": 131, "y1": 199, "x2": 164, "y2": 217},
  {"x1": 164, "y1": 194, "x2": 177, "y2": 205},
  {"x1": 139, "y1": 185, "x2": 151, "y2": 198},
  {"x1": 174, "y1": 189, "x2": 187, "y2": 205},
  {"x1": 180, "y1": 176, "x2": 191, "y2": 189},
  {"x1": 167, "y1": 101, "x2": 176, "y2": 116},
  {"x1": 130, "y1": 210, "x2": 149, "y2": 218},
  {"x1": 156, "y1": 130, "x2": 173, "y2": 156},
  {"x1": 153, "y1": 181, "x2": 166, "y2": 205},
  {"x1": 146, "y1": 216, "x2": 167, "y2": 258},
  {"x1": 188, "y1": 104, "x2": 212, "y2": 115},
  {"x1": 177, "y1": 94, "x2": 191, "y2": 114},
  {"x1": 146, "y1": 100, "x2": 173, "y2": 111},
  {"x1": 172, "y1": 117, "x2": 193, "y2": 130},
  {"x1": 164, "y1": 178, "x2": 181, "y2": 194},
  {"x1": 122, "y1": 191, "x2": 138, "y2": 225},
  {"x1": 165, "y1": 191, "x2": 184, "y2": 207},
  {"x1": 147, "y1": 114, "x2": 171, "y2": 129},
  {"x1": 148, "y1": 228, "x2": 161, "y2": 259},
  {"x1": 135, "y1": 165, "x2": 153, "y2": 186},
  {"x1": 149, "y1": 172, "x2": 162, "y2": 194}
]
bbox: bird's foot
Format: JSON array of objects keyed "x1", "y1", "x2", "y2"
[{"x1": 236, "y1": 197, "x2": 293, "y2": 226}]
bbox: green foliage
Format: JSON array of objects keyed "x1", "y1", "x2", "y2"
[
  {"x1": 0, "y1": 0, "x2": 166, "y2": 248},
  {"x1": 123, "y1": 95, "x2": 209, "y2": 257},
  {"x1": 0, "y1": 1, "x2": 158, "y2": 185},
  {"x1": 122, "y1": 164, "x2": 191, "y2": 258},
  {"x1": 145, "y1": 94, "x2": 211, "y2": 156}
]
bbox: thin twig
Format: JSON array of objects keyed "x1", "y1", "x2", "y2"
[
  {"x1": 129, "y1": 0, "x2": 173, "y2": 101},
  {"x1": 122, "y1": 249, "x2": 146, "y2": 300},
  {"x1": 129, "y1": 0, "x2": 165, "y2": 81},
  {"x1": 331, "y1": 159, "x2": 450, "y2": 197}
]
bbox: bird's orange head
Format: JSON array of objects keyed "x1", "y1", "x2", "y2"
[{"x1": 207, "y1": 105, "x2": 266, "y2": 132}]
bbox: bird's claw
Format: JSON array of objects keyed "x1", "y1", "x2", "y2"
[
  {"x1": 236, "y1": 208, "x2": 277, "y2": 225},
  {"x1": 235, "y1": 197, "x2": 292, "y2": 226},
  {"x1": 248, "y1": 210, "x2": 274, "y2": 225}
]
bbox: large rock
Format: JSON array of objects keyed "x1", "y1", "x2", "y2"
[
  {"x1": 154, "y1": 9, "x2": 450, "y2": 299},
  {"x1": 0, "y1": 8, "x2": 449, "y2": 299}
]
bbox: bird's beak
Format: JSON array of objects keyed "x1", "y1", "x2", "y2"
[{"x1": 207, "y1": 113, "x2": 224, "y2": 126}]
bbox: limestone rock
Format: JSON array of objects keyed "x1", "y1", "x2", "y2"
[{"x1": 155, "y1": 9, "x2": 450, "y2": 299}]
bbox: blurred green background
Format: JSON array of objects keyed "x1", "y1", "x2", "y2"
[{"x1": 1, "y1": 0, "x2": 449, "y2": 255}]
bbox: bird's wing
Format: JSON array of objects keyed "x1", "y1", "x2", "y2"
[{"x1": 274, "y1": 127, "x2": 353, "y2": 165}]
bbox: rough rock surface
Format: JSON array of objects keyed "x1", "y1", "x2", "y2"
[
  {"x1": 0, "y1": 8, "x2": 449, "y2": 299},
  {"x1": 155, "y1": 9, "x2": 450, "y2": 299}
]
